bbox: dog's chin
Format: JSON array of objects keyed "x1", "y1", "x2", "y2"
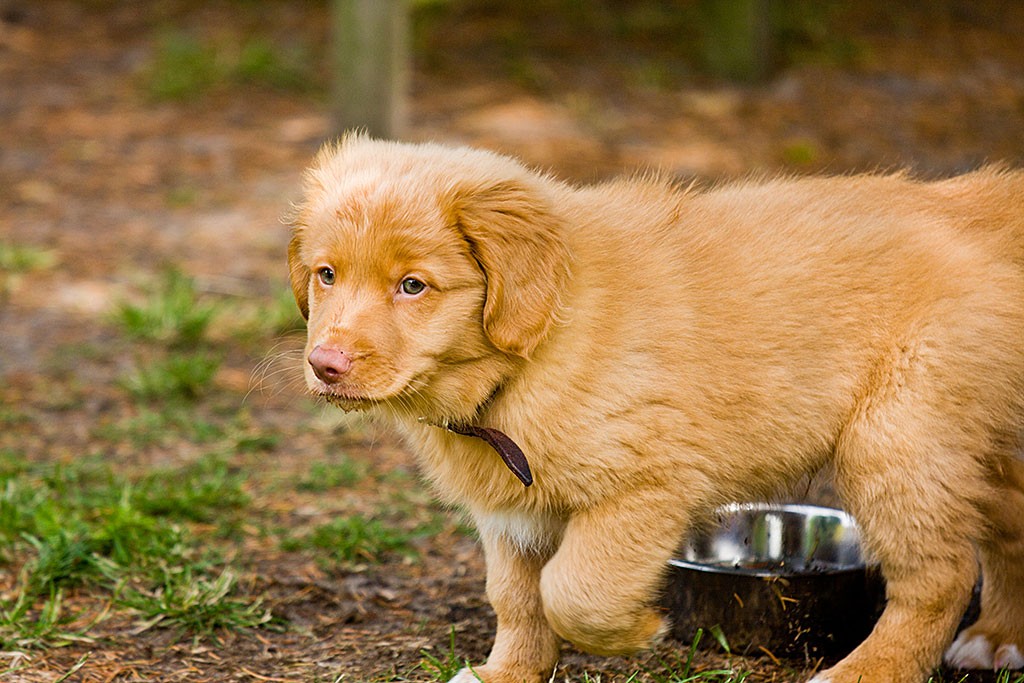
[
  {"x1": 319, "y1": 392, "x2": 375, "y2": 413},
  {"x1": 316, "y1": 384, "x2": 462, "y2": 425},
  {"x1": 306, "y1": 378, "x2": 378, "y2": 412},
  {"x1": 308, "y1": 365, "x2": 492, "y2": 423},
  {"x1": 312, "y1": 378, "x2": 416, "y2": 415}
]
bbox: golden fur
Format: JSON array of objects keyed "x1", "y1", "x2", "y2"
[{"x1": 288, "y1": 135, "x2": 1024, "y2": 683}]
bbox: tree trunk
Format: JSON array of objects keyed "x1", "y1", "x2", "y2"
[{"x1": 330, "y1": 0, "x2": 408, "y2": 138}]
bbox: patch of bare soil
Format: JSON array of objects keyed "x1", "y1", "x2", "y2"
[{"x1": 1, "y1": 1, "x2": 1022, "y2": 681}]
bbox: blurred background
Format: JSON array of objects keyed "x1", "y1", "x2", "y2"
[{"x1": 0, "y1": 1, "x2": 1022, "y2": 681}]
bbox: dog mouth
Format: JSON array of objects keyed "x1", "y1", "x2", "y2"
[
  {"x1": 318, "y1": 390, "x2": 375, "y2": 412},
  {"x1": 307, "y1": 358, "x2": 479, "y2": 423},
  {"x1": 312, "y1": 372, "x2": 424, "y2": 413}
]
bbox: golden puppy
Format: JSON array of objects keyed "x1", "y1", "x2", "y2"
[{"x1": 288, "y1": 134, "x2": 1024, "y2": 683}]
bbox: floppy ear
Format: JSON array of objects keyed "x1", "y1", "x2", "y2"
[
  {"x1": 451, "y1": 180, "x2": 572, "y2": 358},
  {"x1": 287, "y1": 231, "x2": 311, "y2": 320}
]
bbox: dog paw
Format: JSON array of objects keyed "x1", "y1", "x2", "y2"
[
  {"x1": 447, "y1": 665, "x2": 546, "y2": 683},
  {"x1": 806, "y1": 655, "x2": 922, "y2": 683},
  {"x1": 995, "y1": 644, "x2": 1024, "y2": 670},
  {"x1": 945, "y1": 631, "x2": 1024, "y2": 670},
  {"x1": 448, "y1": 668, "x2": 483, "y2": 683},
  {"x1": 945, "y1": 632, "x2": 994, "y2": 669}
]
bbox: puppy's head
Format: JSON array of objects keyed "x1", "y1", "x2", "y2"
[{"x1": 288, "y1": 136, "x2": 571, "y2": 421}]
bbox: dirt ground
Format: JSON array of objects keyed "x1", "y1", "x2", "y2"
[{"x1": 2, "y1": 1, "x2": 1023, "y2": 681}]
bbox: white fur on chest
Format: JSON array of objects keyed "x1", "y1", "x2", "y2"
[{"x1": 473, "y1": 509, "x2": 565, "y2": 554}]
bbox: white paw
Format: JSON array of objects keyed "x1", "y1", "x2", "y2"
[
  {"x1": 805, "y1": 676, "x2": 831, "y2": 683},
  {"x1": 448, "y1": 668, "x2": 482, "y2": 683},
  {"x1": 945, "y1": 632, "x2": 995, "y2": 669},
  {"x1": 944, "y1": 633, "x2": 1024, "y2": 670},
  {"x1": 994, "y1": 644, "x2": 1024, "y2": 670}
]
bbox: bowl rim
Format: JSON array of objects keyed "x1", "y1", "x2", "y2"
[{"x1": 668, "y1": 502, "x2": 870, "y2": 578}]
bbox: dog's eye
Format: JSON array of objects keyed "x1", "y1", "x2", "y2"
[
  {"x1": 400, "y1": 278, "x2": 426, "y2": 296},
  {"x1": 317, "y1": 267, "x2": 336, "y2": 286}
]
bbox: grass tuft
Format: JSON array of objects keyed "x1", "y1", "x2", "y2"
[
  {"x1": 145, "y1": 31, "x2": 221, "y2": 101},
  {"x1": 645, "y1": 628, "x2": 751, "y2": 682},
  {"x1": 0, "y1": 454, "x2": 268, "y2": 649},
  {"x1": 144, "y1": 29, "x2": 314, "y2": 102},
  {"x1": 23, "y1": 530, "x2": 104, "y2": 595},
  {"x1": 0, "y1": 587, "x2": 93, "y2": 650},
  {"x1": 120, "y1": 566, "x2": 272, "y2": 635},
  {"x1": 0, "y1": 241, "x2": 57, "y2": 296},
  {"x1": 233, "y1": 37, "x2": 312, "y2": 91},
  {"x1": 296, "y1": 458, "x2": 367, "y2": 492},
  {"x1": 121, "y1": 351, "x2": 222, "y2": 402},
  {"x1": 115, "y1": 268, "x2": 219, "y2": 347},
  {"x1": 134, "y1": 455, "x2": 250, "y2": 524},
  {"x1": 420, "y1": 626, "x2": 471, "y2": 681},
  {"x1": 281, "y1": 514, "x2": 422, "y2": 567},
  {"x1": 0, "y1": 242, "x2": 57, "y2": 273}
]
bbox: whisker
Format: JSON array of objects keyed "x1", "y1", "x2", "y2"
[{"x1": 246, "y1": 343, "x2": 306, "y2": 403}]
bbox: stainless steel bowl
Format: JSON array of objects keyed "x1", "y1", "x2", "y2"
[{"x1": 662, "y1": 503, "x2": 886, "y2": 659}]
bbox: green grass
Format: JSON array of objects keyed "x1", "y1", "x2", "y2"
[
  {"x1": 144, "y1": 29, "x2": 314, "y2": 101},
  {"x1": 235, "y1": 431, "x2": 279, "y2": 453},
  {"x1": 644, "y1": 630, "x2": 749, "y2": 683},
  {"x1": 0, "y1": 452, "x2": 265, "y2": 649},
  {"x1": 133, "y1": 454, "x2": 250, "y2": 524},
  {"x1": 781, "y1": 138, "x2": 820, "y2": 166},
  {"x1": 0, "y1": 257, "x2": 418, "y2": 664},
  {"x1": 927, "y1": 672, "x2": 1024, "y2": 683},
  {"x1": 93, "y1": 406, "x2": 225, "y2": 447},
  {"x1": 416, "y1": 626, "x2": 757, "y2": 683},
  {"x1": 115, "y1": 268, "x2": 219, "y2": 347},
  {"x1": 281, "y1": 514, "x2": 425, "y2": 568},
  {"x1": 0, "y1": 241, "x2": 57, "y2": 296},
  {"x1": 0, "y1": 242, "x2": 57, "y2": 273},
  {"x1": 0, "y1": 261, "x2": 312, "y2": 653},
  {"x1": 146, "y1": 31, "x2": 220, "y2": 101},
  {"x1": 225, "y1": 283, "x2": 306, "y2": 350},
  {"x1": 296, "y1": 457, "x2": 367, "y2": 492},
  {"x1": 0, "y1": 587, "x2": 96, "y2": 651},
  {"x1": 166, "y1": 183, "x2": 201, "y2": 208},
  {"x1": 22, "y1": 530, "x2": 109, "y2": 595},
  {"x1": 420, "y1": 626, "x2": 471, "y2": 681},
  {"x1": 118, "y1": 566, "x2": 272, "y2": 636},
  {"x1": 120, "y1": 350, "x2": 222, "y2": 402},
  {"x1": 263, "y1": 282, "x2": 307, "y2": 336},
  {"x1": 114, "y1": 269, "x2": 227, "y2": 415},
  {"x1": 115, "y1": 268, "x2": 305, "y2": 352},
  {"x1": 0, "y1": 407, "x2": 30, "y2": 429},
  {"x1": 233, "y1": 37, "x2": 313, "y2": 91}
]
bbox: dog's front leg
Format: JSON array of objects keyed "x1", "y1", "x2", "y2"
[
  {"x1": 450, "y1": 514, "x2": 562, "y2": 683},
  {"x1": 537, "y1": 488, "x2": 688, "y2": 656}
]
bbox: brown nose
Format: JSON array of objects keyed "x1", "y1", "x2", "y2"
[{"x1": 308, "y1": 345, "x2": 352, "y2": 384}]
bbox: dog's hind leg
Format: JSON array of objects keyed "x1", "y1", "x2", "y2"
[
  {"x1": 809, "y1": 360, "x2": 990, "y2": 683},
  {"x1": 945, "y1": 452, "x2": 1024, "y2": 671}
]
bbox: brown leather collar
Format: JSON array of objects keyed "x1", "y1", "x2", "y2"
[
  {"x1": 433, "y1": 421, "x2": 533, "y2": 487},
  {"x1": 422, "y1": 382, "x2": 532, "y2": 487}
]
